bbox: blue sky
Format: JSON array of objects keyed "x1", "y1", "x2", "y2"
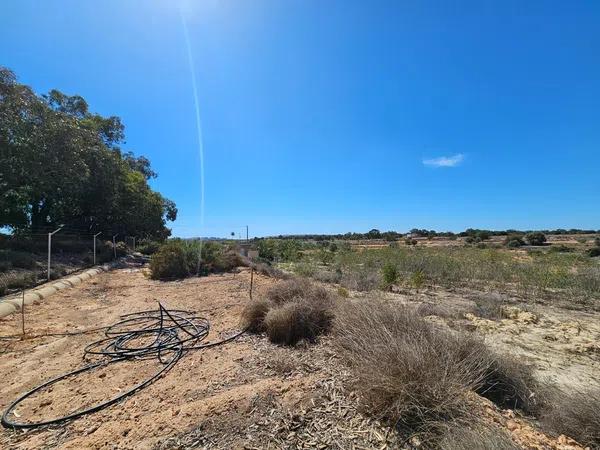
[{"x1": 2, "y1": 0, "x2": 599, "y2": 237}]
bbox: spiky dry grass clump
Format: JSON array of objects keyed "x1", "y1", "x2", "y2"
[
  {"x1": 265, "y1": 278, "x2": 330, "y2": 305},
  {"x1": 240, "y1": 298, "x2": 272, "y2": 332},
  {"x1": 243, "y1": 278, "x2": 336, "y2": 346},
  {"x1": 333, "y1": 299, "x2": 540, "y2": 443},
  {"x1": 540, "y1": 387, "x2": 600, "y2": 448},
  {"x1": 264, "y1": 300, "x2": 334, "y2": 346}
]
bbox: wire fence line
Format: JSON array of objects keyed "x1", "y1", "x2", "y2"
[{"x1": 0, "y1": 229, "x2": 142, "y2": 297}]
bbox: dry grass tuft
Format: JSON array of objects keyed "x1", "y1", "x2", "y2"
[
  {"x1": 265, "y1": 278, "x2": 330, "y2": 305},
  {"x1": 240, "y1": 298, "x2": 272, "y2": 332},
  {"x1": 439, "y1": 425, "x2": 520, "y2": 450},
  {"x1": 333, "y1": 299, "x2": 485, "y2": 437},
  {"x1": 333, "y1": 298, "x2": 540, "y2": 443},
  {"x1": 540, "y1": 387, "x2": 600, "y2": 448},
  {"x1": 264, "y1": 299, "x2": 334, "y2": 346},
  {"x1": 240, "y1": 277, "x2": 336, "y2": 346}
]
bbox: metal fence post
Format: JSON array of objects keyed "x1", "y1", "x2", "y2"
[
  {"x1": 93, "y1": 232, "x2": 102, "y2": 265},
  {"x1": 47, "y1": 225, "x2": 63, "y2": 281},
  {"x1": 112, "y1": 234, "x2": 118, "y2": 260}
]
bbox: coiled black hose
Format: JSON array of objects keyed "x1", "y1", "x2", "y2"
[{"x1": 1, "y1": 303, "x2": 245, "y2": 429}]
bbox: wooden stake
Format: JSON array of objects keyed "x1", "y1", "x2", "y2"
[
  {"x1": 21, "y1": 290, "x2": 25, "y2": 336},
  {"x1": 249, "y1": 267, "x2": 254, "y2": 300}
]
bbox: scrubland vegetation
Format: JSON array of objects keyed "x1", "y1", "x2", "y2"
[
  {"x1": 242, "y1": 274, "x2": 600, "y2": 448},
  {"x1": 273, "y1": 241, "x2": 600, "y2": 308},
  {"x1": 149, "y1": 240, "x2": 242, "y2": 280}
]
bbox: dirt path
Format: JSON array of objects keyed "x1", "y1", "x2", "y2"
[{"x1": 0, "y1": 267, "x2": 279, "y2": 449}]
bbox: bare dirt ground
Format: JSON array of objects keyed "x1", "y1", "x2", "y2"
[{"x1": 0, "y1": 265, "x2": 596, "y2": 449}]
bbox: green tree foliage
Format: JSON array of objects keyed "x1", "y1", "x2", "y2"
[{"x1": 0, "y1": 67, "x2": 176, "y2": 239}]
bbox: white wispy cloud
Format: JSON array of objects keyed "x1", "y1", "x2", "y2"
[{"x1": 422, "y1": 153, "x2": 464, "y2": 168}]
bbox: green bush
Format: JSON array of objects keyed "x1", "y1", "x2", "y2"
[
  {"x1": 381, "y1": 262, "x2": 399, "y2": 290},
  {"x1": 587, "y1": 247, "x2": 600, "y2": 257},
  {"x1": 150, "y1": 240, "x2": 241, "y2": 280},
  {"x1": 137, "y1": 240, "x2": 162, "y2": 255},
  {"x1": 150, "y1": 241, "x2": 191, "y2": 279},
  {"x1": 504, "y1": 235, "x2": 525, "y2": 248},
  {"x1": 525, "y1": 232, "x2": 547, "y2": 246}
]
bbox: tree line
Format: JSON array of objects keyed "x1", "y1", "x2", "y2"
[
  {"x1": 267, "y1": 227, "x2": 598, "y2": 241},
  {"x1": 0, "y1": 67, "x2": 176, "y2": 239}
]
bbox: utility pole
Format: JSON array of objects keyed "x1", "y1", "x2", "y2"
[
  {"x1": 246, "y1": 225, "x2": 249, "y2": 242},
  {"x1": 47, "y1": 225, "x2": 64, "y2": 281},
  {"x1": 112, "y1": 234, "x2": 118, "y2": 260},
  {"x1": 93, "y1": 232, "x2": 102, "y2": 265}
]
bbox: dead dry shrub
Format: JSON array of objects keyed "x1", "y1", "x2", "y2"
[
  {"x1": 340, "y1": 270, "x2": 379, "y2": 292},
  {"x1": 333, "y1": 299, "x2": 540, "y2": 442},
  {"x1": 244, "y1": 278, "x2": 336, "y2": 346},
  {"x1": 240, "y1": 298, "x2": 272, "y2": 332},
  {"x1": 540, "y1": 387, "x2": 600, "y2": 448},
  {"x1": 333, "y1": 300, "x2": 486, "y2": 438},
  {"x1": 264, "y1": 300, "x2": 334, "y2": 346},
  {"x1": 266, "y1": 278, "x2": 330, "y2": 306}
]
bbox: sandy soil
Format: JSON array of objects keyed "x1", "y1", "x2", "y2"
[
  {"x1": 1, "y1": 265, "x2": 596, "y2": 449},
  {"x1": 0, "y1": 266, "x2": 277, "y2": 449}
]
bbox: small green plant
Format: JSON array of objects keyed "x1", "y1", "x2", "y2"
[
  {"x1": 411, "y1": 269, "x2": 426, "y2": 291},
  {"x1": 337, "y1": 286, "x2": 349, "y2": 298},
  {"x1": 381, "y1": 262, "x2": 399, "y2": 290}
]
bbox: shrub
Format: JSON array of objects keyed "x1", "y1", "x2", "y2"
[
  {"x1": 472, "y1": 293, "x2": 506, "y2": 320},
  {"x1": 149, "y1": 241, "x2": 190, "y2": 279},
  {"x1": 381, "y1": 263, "x2": 399, "y2": 290},
  {"x1": 411, "y1": 269, "x2": 426, "y2": 290},
  {"x1": 587, "y1": 247, "x2": 600, "y2": 257},
  {"x1": 150, "y1": 240, "x2": 240, "y2": 280},
  {"x1": 240, "y1": 298, "x2": 272, "y2": 332},
  {"x1": 265, "y1": 278, "x2": 329, "y2": 305},
  {"x1": 137, "y1": 240, "x2": 161, "y2": 255},
  {"x1": 333, "y1": 300, "x2": 540, "y2": 442},
  {"x1": 260, "y1": 278, "x2": 335, "y2": 346},
  {"x1": 340, "y1": 270, "x2": 379, "y2": 292},
  {"x1": 540, "y1": 387, "x2": 600, "y2": 448},
  {"x1": 504, "y1": 235, "x2": 525, "y2": 248},
  {"x1": 405, "y1": 238, "x2": 417, "y2": 246},
  {"x1": 525, "y1": 232, "x2": 547, "y2": 246},
  {"x1": 264, "y1": 299, "x2": 333, "y2": 345},
  {"x1": 334, "y1": 300, "x2": 484, "y2": 437}
]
